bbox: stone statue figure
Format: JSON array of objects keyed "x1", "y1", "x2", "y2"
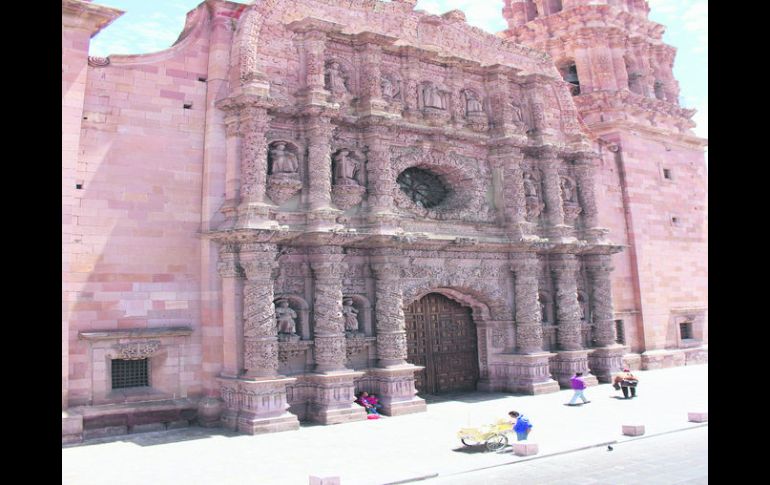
[
  {"x1": 577, "y1": 294, "x2": 587, "y2": 321},
  {"x1": 523, "y1": 171, "x2": 538, "y2": 197},
  {"x1": 342, "y1": 298, "x2": 360, "y2": 333},
  {"x1": 333, "y1": 149, "x2": 361, "y2": 186},
  {"x1": 539, "y1": 299, "x2": 548, "y2": 323},
  {"x1": 275, "y1": 299, "x2": 298, "y2": 335},
  {"x1": 511, "y1": 103, "x2": 524, "y2": 123},
  {"x1": 381, "y1": 76, "x2": 400, "y2": 99},
  {"x1": 270, "y1": 142, "x2": 298, "y2": 174},
  {"x1": 561, "y1": 177, "x2": 576, "y2": 203},
  {"x1": 423, "y1": 84, "x2": 444, "y2": 109},
  {"x1": 326, "y1": 62, "x2": 348, "y2": 94},
  {"x1": 465, "y1": 91, "x2": 483, "y2": 114}
]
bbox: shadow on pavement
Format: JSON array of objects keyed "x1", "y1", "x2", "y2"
[{"x1": 70, "y1": 426, "x2": 240, "y2": 448}]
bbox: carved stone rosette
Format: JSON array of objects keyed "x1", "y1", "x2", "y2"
[
  {"x1": 266, "y1": 174, "x2": 303, "y2": 205},
  {"x1": 331, "y1": 184, "x2": 366, "y2": 210},
  {"x1": 551, "y1": 254, "x2": 583, "y2": 351}
]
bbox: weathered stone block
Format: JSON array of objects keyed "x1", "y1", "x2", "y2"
[
  {"x1": 622, "y1": 424, "x2": 645, "y2": 436},
  {"x1": 688, "y1": 412, "x2": 708, "y2": 423},
  {"x1": 512, "y1": 441, "x2": 539, "y2": 456}
]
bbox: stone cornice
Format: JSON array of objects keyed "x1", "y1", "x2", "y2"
[
  {"x1": 79, "y1": 326, "x2": 193, "y2": 341},
  {"x1": 62, "y1": 0, "x2": 123, "y2": 37}
]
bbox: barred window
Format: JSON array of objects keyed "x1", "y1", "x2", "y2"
[
  {"x1": 397, "y1": 168, "x2": 448, "y2": 209},
  {"x1": 111, "y1": 358, "x2": 149, "y2": 389},
  {"x1": 680, "y1": 322, "x2": 693, "y2": 340},
  {"x1": 615, "y1": 319, "x2": 625, "y2": 345}
]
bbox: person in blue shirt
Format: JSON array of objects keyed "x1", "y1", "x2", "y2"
[{"x1": 508, "y1": 410, "x2": 532, "y2": 441}]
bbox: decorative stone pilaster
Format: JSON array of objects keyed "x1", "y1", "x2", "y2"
[
  {"x1": 362, "y1": 124, "x2": 399, "y2": 231},
  {"x1": 217, "y1": 243, "x2": 243, "y2": 377},
  {"x1": 355, "y1": 40, "x2": 388, "y2": 115},
  {"x1": 550, "y1": 254, "x2": 595, "y2": 388},
  {"x1": 573, "y1": 155, "x2": 610, "y2": 242},
  {"x1": 585, "y1": 254, "x2": 625, "y2": 382},
  {"x1": 293, "y1": 27, "x2": 331, "y2": 106},
  {"x1": 309, "y1": 247, "x2": 347, "y2": 372},
  {"x1": 540, "y1": 154, "x2": 572, "y2": 240},
  {"x1": 240, "y1": 243, "x2": 280, "y2": 378},
  {"x1": 493, "y1": 146, "x2": 533, "y2": 240}
]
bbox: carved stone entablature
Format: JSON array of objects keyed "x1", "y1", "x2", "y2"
[
  {"x1": 391, "y1": 147, "x2": 494, "y2": 222},
  {"x1": 278, "y1": 340, "x2": 312, "y2": 363},
  {"x1": 116, "y1": 340, "x2": 161, "y2": 360}
]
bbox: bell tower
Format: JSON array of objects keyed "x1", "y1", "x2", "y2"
[{"x1": 501, "y1": 0, "x2": 708, "y2": 369}]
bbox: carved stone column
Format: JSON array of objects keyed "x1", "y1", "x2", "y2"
[
  {"x1": 219, "y1": 115, "x2": 241, "y2": 229},
  {"x1": 540, "y1": 153, "x2": 573, "y2": 241},
  {"x1": 369, "y1": 249, "x2": 426, "y2": 415},
  {"x1": 305, "y1": 246, "x2": 367, "y2": 425},
  {"x1": 294, "y1": 28, "x2": 330, "y2": 105},
  {"x1": 309, "y1": 247, "x2": 347, "y2": 373},
  {"x1": 217, "y1": 243, "x2": 299, "y2": 435},
  {"x1": 240, "y1": 243, "x2": 280, "y2": 378},
  {"x1": 503, "y1": 253, "x2": 560, "y2": 395},
  {"x1": 491, "y1": 145, "x2": 532, "y2": 239},
  {"x1": 363, "y1": 123, "x2": 399, "y2": 231},
  {"x1": 573, "y1": 155, "x2": 609, "y2": 242},
  {"x1": 235, "y1": 104, "x2": 277, "y2": 229},
  {"x1": 355, "y1": 40, "x2": 387, "y2": 114},
  {"x1": 549, "y1": 254, "x2": 597, "y2": 388},
  {"x1": 585, "y1": 254, "x2": 625, "y2": 382},
  {"x1": 306, "y1": 113, "x2": 339, "y2": 229}
]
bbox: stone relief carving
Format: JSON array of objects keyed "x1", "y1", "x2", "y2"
[
  {"x1": 275, "y1": 298, "x2": 299, "y2": 339},
  {"x1": 422, "y1": 83, "x2": 446, "y2": 109},
  {"x1": 560, "y1": 176, "x2": 582, "y2": 223},
  {"x1": 381, "y1": 74, "x2": 402, "y2": 101},
  {"x1": 116, "y1": 340, "x2": 160, "y2": 360},
  {"x1": 331, "y1": 148, "x2": 367, "y2": 210},
  {"x1": 523, "y1": 170, "x2": 545, "y2": 222},
  {"x1": 464, "y1": 90, "x2": 483, "y2": 114}
]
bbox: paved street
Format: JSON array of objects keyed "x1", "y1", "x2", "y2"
[
  {"x1": 62, "y1": 364, "x2": 708, "y2": 485},
  {"x1": 428, "y1": 426, "x2": 708, "y2": 485}
]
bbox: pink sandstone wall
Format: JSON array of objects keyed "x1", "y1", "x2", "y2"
[{"x1": 65, "y1": 4, "x2": 218, "y2": 406}]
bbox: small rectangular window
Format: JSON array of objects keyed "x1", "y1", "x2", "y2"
[
  {"x1": 111, "y1": 358, "x2": 149, "y2": 389},
  {"x1": 680, "y1": 322, "x2": 693, "y2": 340},
  {"x1": 615, "y1": 319, "x2": 625, "y2": 345},
  {"x1": 663, "y1": 168, "x2": 672, "y2": 179}
]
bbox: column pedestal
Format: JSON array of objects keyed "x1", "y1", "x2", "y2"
[
  {"x1": 235, "y1": 202, "x2": 279, "y2": 230},
  {"x1": 494, "y1": 353, "x2": 560, "y2": 394},
  {"x1": 218, "y1": 376, "x2": 300, "y2": 435},
  {"x1": 588, "y1": 345, "x2": 626, "y2": 382},
  {"x1": 549, "y1": 350, "x2": 598, "y2": 388},
  {"x1": 366, "y1": 365, "x2": 426, "y2": 416},
  {"x1": 305, "y1": 370, "x2": 368, "y2": 425},
  {"x1": 62, "y1": 411, "x2": 84, "y2": 445}
]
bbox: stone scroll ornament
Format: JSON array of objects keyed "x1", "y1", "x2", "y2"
[
  {"x1": 331, "y1": 149, "x2": 366, "y2": 209},
  {"x1": 117, "y1": 340, "x2": 160, "y2": 360},
  {"x1": 266, "y1": 142, "x2": 302, "y2": 204}
]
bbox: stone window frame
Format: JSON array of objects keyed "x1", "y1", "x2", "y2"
[
  {"x1": 670, "y1": 310, "x2": 705, "y2": 348},
  {"x1": 79, "y1": 327, "x2": 193, "y2": 405}
]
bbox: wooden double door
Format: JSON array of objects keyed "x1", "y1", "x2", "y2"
[{"x1": 405, "y1": 293, "x2": 479, "y2": 394}]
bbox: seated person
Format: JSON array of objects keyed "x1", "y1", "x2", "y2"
[
  {"x1": 354, "y1": 391, "x2": 379, "y2": 414},
  {"x1": 366, "y1": 393, "x2": 384, "y2": 413}
]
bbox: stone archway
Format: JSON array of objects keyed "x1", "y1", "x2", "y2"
[{"x1": 404, "y1": 292, "x2": 479, "y2": 394}]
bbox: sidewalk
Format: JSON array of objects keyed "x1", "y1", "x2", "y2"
[{"x1": 62, "y1": 364, "x2": 708, "y2": 485}]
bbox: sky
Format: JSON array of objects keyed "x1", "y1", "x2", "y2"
[{"x1": 88, "y1": 0, "x2": 707, "y2": 140}]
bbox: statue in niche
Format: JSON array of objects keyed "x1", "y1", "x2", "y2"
[
  {"x1": 523, "y1": 171, "x2": 538, "y2": 197},
  {"x1": 325, "y1": 62, "x2": 348, "y2": 95},
  {"x1": 422, "y1": 84, "x2": 445, "y2": 109},
  {"x1": 539, "y1": 296, "x2": 548, "y2": 323},
  {"x1": 269, "y1": 142, "x2": 298, "y2": 175},
  {"x1": 465, "y1": 91, "x2": 483, "y2": 114},
  {"x1": 578, "y1": 293, "x2": 587, "y2": 321},
  {"x1": 275, "y1": 299, "x2": 298, "y2": 335},
  {"x1": 561, "y1": 177, "x2": 577, "y2": 203},
  {"x1": 511, "y1": 102, "x2": 526, "y2": 123},
  {"x1": 381, "y1": 76, "x2": 400, "y2": 100},
  {"x1": 342, "y1": 298, "x2": 360, "y2": 333},
  {"x1": 333, "y1": 149, "x2": 362, "y2": 186}
]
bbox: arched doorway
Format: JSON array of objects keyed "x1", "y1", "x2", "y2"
[{"x1": 404, "y1": 293, "x2": 479, "y2": 394}]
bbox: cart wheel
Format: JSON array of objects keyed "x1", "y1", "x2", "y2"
[
  {"x1": 485, "y1": 434, "x2": 508, "y2": 452},
  {"x1": 461, "y1": 438, "x2": 475, "y2": 447}
]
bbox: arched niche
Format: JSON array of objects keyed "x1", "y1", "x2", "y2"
[
  {"x1": 273, "y1": 295, "x2": 310, "y2": 340},
  {"x1": 538, "y1": 291, "x2": 554, "y2": 324},
  {"x1": 343, "y1": 294, "x2": 373, "y2": 337},
  {"x1": 267, "y1": 140, "x2": 302, "y2": 177}
]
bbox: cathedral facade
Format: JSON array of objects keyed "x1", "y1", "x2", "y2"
[{"x1": 62, "y1": 0, "x2": 707, "y2": 442}]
